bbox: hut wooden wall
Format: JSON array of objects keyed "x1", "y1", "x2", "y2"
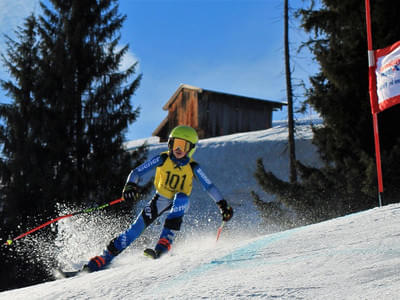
[
  {"x1": 167, "y1": 88, "x2": 199, "y2": 134},
  {"x1": 154, "y1": 86, "x2": 282, "y2": 141},
  {"x1": 197, "y1": 91, "x2": 273, "y2": 138}
]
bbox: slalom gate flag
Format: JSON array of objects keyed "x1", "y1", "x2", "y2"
[{"x1": 374, "y1": 40, "x2": 400, "y2": 112}]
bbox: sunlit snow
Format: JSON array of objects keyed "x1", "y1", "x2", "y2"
[{"x1": 2, "y1": 120, "x2": 398, "y2": 300}]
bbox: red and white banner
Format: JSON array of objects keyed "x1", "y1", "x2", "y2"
[{"x1": 375, "y1": 40, "x2": 400, "y2": 112}]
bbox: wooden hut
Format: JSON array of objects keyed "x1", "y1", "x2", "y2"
[{"x1": 152, "y1": 84, "x2": 285, "y2": 141}]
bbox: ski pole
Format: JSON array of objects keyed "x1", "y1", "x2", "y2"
[
  {"x1": 4, "y1": 197, "x2": 124, "y2": 246},
  {"x1": 216, "y1": 221, "x2": 225, "y2": 241}
]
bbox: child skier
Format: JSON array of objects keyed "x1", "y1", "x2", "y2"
[{"x1": 84, "y1": 125, "x2": 233, "y2": 272}]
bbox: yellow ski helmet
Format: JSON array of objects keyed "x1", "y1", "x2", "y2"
[{"x1": 168, "y1": 125, "x2": 199, "y2": 157}]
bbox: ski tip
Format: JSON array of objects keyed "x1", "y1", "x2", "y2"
[{"x1": 54, "y1": 268, "x2": 87, "y2": 279}]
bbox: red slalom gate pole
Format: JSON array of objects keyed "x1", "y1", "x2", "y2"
[
  {"x1": 4, "y1": 197, "x2": 124, "y2": 246},
  {"x1": 365, "y1": 0, "x2": 384, "y2": 206}
]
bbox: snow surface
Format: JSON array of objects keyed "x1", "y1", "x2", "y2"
[
  {"x1": 4, "y1": 121, "x2": 399, "y2": 299},
  {"x1": 2, "y1": 204, "x2": 400, "y2": 299}
]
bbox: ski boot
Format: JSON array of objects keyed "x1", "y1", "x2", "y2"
[
  {"x1": 85, "y1": 249, "x2": 115, "y2": 272},
  {"x1": 144, "y1": 237, "x2": 171, "y2": 259}
]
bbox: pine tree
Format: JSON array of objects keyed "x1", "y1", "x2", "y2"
[
  {"x1": 35, "y1": 0, "x2": 143, "y2": 206},
  {"x1": 0, "y1": 15, "x2": 50, "y2": 291},
  {"x1": 0, "y1": 15, "x2": 44, "y2": 220},
  {"x1": 0, "y1": 0, "x2": 147, "y2": 290},
  {"x1": 254, "y1": 0, "x2": 400, "y2": 224}
]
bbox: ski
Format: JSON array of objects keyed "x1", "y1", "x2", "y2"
[
  {"x1": 55, "y1": 266, "x2": 90, "y2": 279},
  {"x1": 143, "y1": 248, "x2": 159, "y2": 259},
  {"x1": 55, "y1": 268, "x2": 83, "y2": 278}
]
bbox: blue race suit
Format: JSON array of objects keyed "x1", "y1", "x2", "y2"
[{"x1": 87, "y1": 151, "x2": 224, "y2": 271}]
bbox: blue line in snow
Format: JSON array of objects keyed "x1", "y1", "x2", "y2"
[
  {"x1": 158, "y1": 227, "x2": 301, "y2": 291},
  {"x1": 210, "y1": 228, "x2": 301, "y2": 266}
]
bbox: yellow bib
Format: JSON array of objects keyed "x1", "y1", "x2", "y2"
[{"x1": 154, "y1": 153, "x2": 194, "y2": 199}]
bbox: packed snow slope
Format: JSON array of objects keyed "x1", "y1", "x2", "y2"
[
  {"x1": 4, "y1": 120, "x2": 399, "y2": 299},
  {"x1": 1, "y1": 203, "x2": 400, "y2": 299}
]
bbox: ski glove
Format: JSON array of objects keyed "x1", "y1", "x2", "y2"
[
  {"x1": 217, "y1": 199, "x2": 233, "y2": 222},
  {"x1": 123, "y1": 182, "x2": 140, "y2": 202}
]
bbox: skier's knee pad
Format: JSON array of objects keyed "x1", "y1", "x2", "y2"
[
  {"x1": 164, "y1": 193, "x2": 188, "y2": 231},
  {"x1": 164, "y1": 216, "x2": 183, "y2": 231},
  {"x1": 107, "y1": 237, "x2": 122, "y2": 256}
]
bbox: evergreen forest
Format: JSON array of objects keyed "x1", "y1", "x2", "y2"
[{"x1": 255, "y1": 0, "x2": 400, "y2": 225}]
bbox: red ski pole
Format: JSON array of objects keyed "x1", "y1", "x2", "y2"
[
  {"x1": 4, "y1": 197, "x2": 124, "y2": 246},
  {"x1": 216, "y1": 221, "x2": 225, "y2": 241}
]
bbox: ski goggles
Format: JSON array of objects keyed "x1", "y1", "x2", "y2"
[{"x1": 171, "y1": 138, "x2": 192, "y2": 152}]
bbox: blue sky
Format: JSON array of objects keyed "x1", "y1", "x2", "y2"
[{"x1": 0, "y1": 0, "x2": 319, "y2": 141}]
